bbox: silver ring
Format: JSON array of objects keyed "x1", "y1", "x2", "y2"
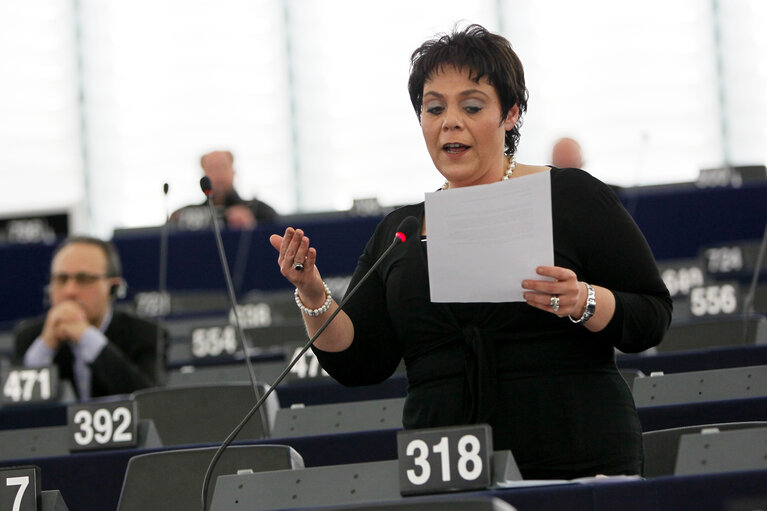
[
  {"x1": 293, "y1": 262, "x2": 304, "y2": 271},
  {"x1": 550, "y1": 295, "x2": 560, "y2": 312}
]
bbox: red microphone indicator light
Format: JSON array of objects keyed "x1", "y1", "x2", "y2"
[
  {"x1": 394, "y1": 216, "x2": 420, "y2": 243},
  {"x1": 200, "y1": 176, "x2": 213, "y2": 196}
]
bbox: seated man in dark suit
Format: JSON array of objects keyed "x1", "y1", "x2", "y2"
[
  {"x1": 14, "y1": 236, "x2": 166, "y2": 399},
  {"x1": 170, "y1": 150, "x2": 278, "y2": 229}
]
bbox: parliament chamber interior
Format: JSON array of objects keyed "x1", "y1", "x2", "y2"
[{"x1": 1, "y1": 172, "x2": 767, "y2": 511}]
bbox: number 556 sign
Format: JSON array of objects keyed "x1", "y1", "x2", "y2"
[{"x1": 397, "y1": 424, "x2": 493, "y2": 496}]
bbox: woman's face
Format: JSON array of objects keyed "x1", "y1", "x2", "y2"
[{"x1": 421, "y1": 66, "x2": 518, "y2": 189}]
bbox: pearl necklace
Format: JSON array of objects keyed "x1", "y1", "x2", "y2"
[{"x1": 441, "y1": 155, "x2": 517, "y2": 190}]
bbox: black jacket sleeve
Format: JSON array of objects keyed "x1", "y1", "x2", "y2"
[
  {"x1": 89, "y1": 312, "x2": 166, "y2": 396},
  {"x1": 554, "y1": 170, "x2": 672, "y2": 353}
]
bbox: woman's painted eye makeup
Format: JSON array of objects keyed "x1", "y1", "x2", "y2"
[
  {"x1": 424, "y1": 101, "x2": 445, "y2": 115},
  {"x1": 462, "y1": 99, "x2": 484, "y2": 113}
]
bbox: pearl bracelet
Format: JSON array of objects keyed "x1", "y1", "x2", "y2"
[{"x1": 294, "y1": 282, "x2": 332, "y2": 317}]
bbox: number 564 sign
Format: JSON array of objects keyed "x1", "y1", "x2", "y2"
[{"x1": 397, "y1": 424, "x2": 493, "y2": 496}]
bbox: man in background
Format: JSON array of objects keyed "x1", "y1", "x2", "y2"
[
  {"x1": 171, "y1": 150, "x2": 278, "y2": 229},
  {"x1": 551, "y1": 137, "x2": 585, "y2": 169},
  {"x1": 14, "y1": 236, "x2": 165, "y2": 399}
]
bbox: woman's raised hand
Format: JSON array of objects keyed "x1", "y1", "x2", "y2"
[{"x1": 269, "y1": 228, "x2": 326, "y2": 305}]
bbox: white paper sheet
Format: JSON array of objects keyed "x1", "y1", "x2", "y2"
[{"x1": 424, "y1": 170, "x2": 553, "y2": 302}]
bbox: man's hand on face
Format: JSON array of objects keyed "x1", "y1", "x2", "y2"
[{"x1": 40, "y1": 301, "x2": 91, "y2": 348}]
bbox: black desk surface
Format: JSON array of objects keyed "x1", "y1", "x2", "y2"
[
  {"x1": 489, "y1": 469, "x2": 767, "y2": 511},
  {"x1": 616, "y1": 343, "x2": 767, "y2": 375}
]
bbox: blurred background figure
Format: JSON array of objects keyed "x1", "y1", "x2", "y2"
[
  {"x1": 171, "y1": 150, "x2": 278, "y2": 229},
  {"x1": 551, "y1": 137, "x2": 584, "y2": 169},
  {"x1": 14, "y1": 236, "x2": 166, "y2": 399}
]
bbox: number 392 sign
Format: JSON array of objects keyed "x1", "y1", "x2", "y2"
[
  {"x1": 397, "y1": 424, "x2": 493, "y2": 496},
  {"x1": 67, "y1": 400, "x2": 138, "y2": 452}
]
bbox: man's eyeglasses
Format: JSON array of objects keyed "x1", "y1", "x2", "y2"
[{"x1": 50, "y1": 272, "x2": 110, "y2": 287}]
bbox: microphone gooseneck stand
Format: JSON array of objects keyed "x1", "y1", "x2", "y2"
[{"x1": 199, "y1": 215, "x2": 420, "y2": 511}]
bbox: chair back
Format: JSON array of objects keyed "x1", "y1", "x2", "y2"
[
  {"x1": 643, "y1": 421, "x2": 767, "y2": 477},
  {"x1": 117, "y1": 444, "x2": 303, "y2": 511},
  {"x1": 131, "y1": 383, "x2": 276, "y2": 445}
]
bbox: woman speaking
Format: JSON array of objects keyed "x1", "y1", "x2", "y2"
[{"x1": 270, "y1": 24, "x2": 671, "y2": 480}]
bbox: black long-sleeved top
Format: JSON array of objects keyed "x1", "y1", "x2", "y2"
[{"x1": 314, "y1": 168, "x2": 672, "y2": 479}]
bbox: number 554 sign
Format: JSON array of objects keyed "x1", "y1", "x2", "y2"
[{"x1": 397, "y1": 424, "x2": 493, "y2": 496}]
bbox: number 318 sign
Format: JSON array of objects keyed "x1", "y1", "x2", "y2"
[{"x1": 397, "y1": 424, "x2": 493, "y2": 496}]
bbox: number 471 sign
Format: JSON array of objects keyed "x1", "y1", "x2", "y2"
[
  {"x1": 1, "y1": 367, "x2": 58, "y2": 405},
  {"x1": 397, "y1": 424, "x2": 493, "y2": 496}
]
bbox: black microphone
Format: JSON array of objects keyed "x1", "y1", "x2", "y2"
[
  {"x1": 199, "y1": 215, "x2": 420, "y2": 511},
  {"x1": 200, "y1": 175, "x2": 213, "y2": 196},
  {"x1": 742, "y1": 218, "x2": 767, "y2": 342},
  {"x1": 155, "y1": 182, "x2": 170, "y2": 384},
  {"x1": 199, "y1": 177, "x2": 267, "y2": 421}
]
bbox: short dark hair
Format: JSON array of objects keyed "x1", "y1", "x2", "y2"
[
  {"x1": 408, "y1": 24, "x2": 528, "y2": 156},
  {"x1": 52, "y1": 236, "x2": 122, "y2": 278}
]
